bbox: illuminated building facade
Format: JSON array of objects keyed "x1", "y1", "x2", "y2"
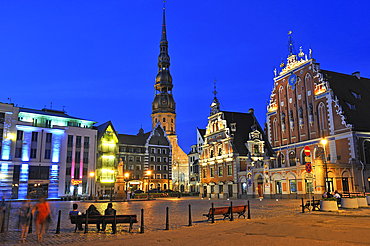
[
  {"x1": 96, "y1": 121, "x2": 119, "y2": 197},
  {"x1": 265, "y1": 34, "x2": 370, "y2": 197},
  {"x1": 188, "y1": 128, "x2": 205, "y2": 193},
  {"x1": 151, "y1": 4, "x2": 189, "y2": 192},
  {"x1": 118, "y1": 123, "x2": 172, "y2": 192},
  {"x1": 199, "y1": 90, "x2": 274, "y2": 198},
  {"x1": 96, "y1": 121, "x2": 172, "y2": 195},
  {"x1": 0, "y1": 103, "x2": 96, "y2": 199}
]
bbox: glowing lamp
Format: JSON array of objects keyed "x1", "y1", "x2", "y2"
[
  {"x1": 321, "y1": 138, "x2": 327, "y2": 146},
  {"x1": 124, "y1": 172, "x2": 130, "y2": 178},
  {"x1": 89, "y1": 172, "x2": 95, "y2": 177}
]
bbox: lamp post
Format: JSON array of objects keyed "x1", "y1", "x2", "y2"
[
  {"x1": 146, "y1": 170, "x2": 152, "y2": 200},
  {"x1": 89, "y1": 172, "x2": 95, "y2": 199},
  {"x1": 110, "y1": 169, "x2": 115, "y2": 201},
  {"x1": 321, "y1": 138, "x2": 328, "y2": 193},
  {"x1": 124, "y1": 172, "x2": 129, "y2": 201}
]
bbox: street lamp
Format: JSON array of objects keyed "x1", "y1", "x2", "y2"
[
  {"x1": 321, "y1": 138, "x2": 328, "y2": 193},
  {"x1": 110, "y1": 169, "x2": 115, "y2": 201},
  {"x1": 124, "y1": 172, "x2": 130, "y2": 201},
  {"x1": 89, "y1": 172, "x2": 95, "y2": 199},
  {"x1": 146, "y1": 170, "x2": 152, "y2": 200}
]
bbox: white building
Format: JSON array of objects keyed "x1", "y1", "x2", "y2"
[{"x1": 0, "y1": 102, "x2": 97, "y2": 199}]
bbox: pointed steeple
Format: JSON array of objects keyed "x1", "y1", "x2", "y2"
[
  {"x1": 210, "y1": 78, "x2": 220, "y2": 116},
  {"x1": 152, "y1": 2, "x2": 176, "y2": 135},
  {"x1": 161, "y1": 1, "x2": 167, "y2": 42}
]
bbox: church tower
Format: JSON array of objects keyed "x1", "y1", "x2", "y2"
[
  {"x1": 151, "y1": 3, "x2": 188, "y2": 192},
  {"x1": 151, "y1": 3, "x2": 176, "y2": 135}
]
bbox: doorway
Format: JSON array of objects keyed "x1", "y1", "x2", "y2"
[{"x1": 342, "y1": 178, "x2": 349, "y2": 192}]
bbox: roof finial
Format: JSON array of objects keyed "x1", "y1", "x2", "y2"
[
  {"x1": 210, "y1": 78, "x2": 220, "y2": 116},
  {"x1": 287, "y1": 31, "x2": 296, "y2": 55},
  {"x1": 213, "y1": 78, "x2": 217, "y2": 99}
]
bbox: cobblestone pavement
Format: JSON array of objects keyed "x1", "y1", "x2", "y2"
[{"x1": 0, "y1": 197, "x2": 304, "y2": 245}]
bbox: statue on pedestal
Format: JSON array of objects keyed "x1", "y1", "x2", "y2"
[{"x1": 118, "y1": 158, "x2": 124, "y2": 177}]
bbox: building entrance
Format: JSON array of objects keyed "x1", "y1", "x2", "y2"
[
  {"x1": 28, "y1": 183, "x2": 49, "y2": 199},
  {"x1": 342, "y1": 178, "x2": 349, "y2": 192}
]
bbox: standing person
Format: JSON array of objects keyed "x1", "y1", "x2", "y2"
[
  {"x1": 20, "y1": 198, "x2": 31, "y2": 243},
  {"x1": 33, "y1": 197, "x2": 51, "y2": 242}
]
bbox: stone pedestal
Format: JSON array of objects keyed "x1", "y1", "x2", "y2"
[{"x1": 115, "y1": 175, "x2": 126, "y2": 200}]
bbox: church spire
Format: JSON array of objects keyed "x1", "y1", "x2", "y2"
[
  {"x1": 161, "y1": 1, "x2": 167, "y2": 42},
  {"x1": 152, "y1": 2, "x2": 176, "y2": 135}
]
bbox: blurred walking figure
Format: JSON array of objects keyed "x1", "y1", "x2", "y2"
[
  {"x1": 33, "y1": 197, "x2": 51, "y2": 242},
  {"x1": 20, "y1": 197, "x2": 31, "y2": 243}
]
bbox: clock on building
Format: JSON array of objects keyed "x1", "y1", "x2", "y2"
[{"x1": 288, "y1": 73, "x2": 297, "y2": 90}]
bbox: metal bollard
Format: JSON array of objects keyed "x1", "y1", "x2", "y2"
[
  {"x1": 211, "y1": 203, "x2": 214, "y2": 224},
  {"x1": 247, "y1": 200, "x2": 251, "y2": 219},
  {"x1": 1, "y1": 210, "x2": 5, "y2": 233},
  {"x1": 301, "y1": 198, "x2": 304, "y2": 213},
  {"x1": 188, "y1": 204, "x2": 192, "y2": 226},
  {"x1": 113, "y1": 210, "x2": 117, "y2": 234},
  {"x1": 165, "y1": 207, "x2": 169, "y2": 230},
  {"x1": 230, "y1": 201, "x2": 234, "y2": 221},
  {"x1": 28, "y1": 212, "x2": 33, "y2": 233},
  {"x1": 84, "y1": 210, "x2": 89, "y2": 234},
  {"x1": 140, "y1": 209, "x2": 144, "y2": 234},
  {"x1": 18, "y1": 208, "x2": 21, "y2": 231},
  {"x1": 56, "y1": 210, "x2": 61, "y2": 234}
]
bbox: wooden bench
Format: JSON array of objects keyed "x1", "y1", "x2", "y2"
[
  {"x1": 203, "y1": 205, "x2": 247, "y2": 221},
  {"x1": 70, "y1": 214, "x2": 137, "y2": 233},
  {"x1": 301, "y1": 200, "x2": 320, "y2": 211}
]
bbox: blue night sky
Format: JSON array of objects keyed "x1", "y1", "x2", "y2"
[{"x1": 0, "y1": 1, "x2": 369, "y2": 153}]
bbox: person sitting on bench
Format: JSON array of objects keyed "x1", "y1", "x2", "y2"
[
  {"x1": 102, "y1": 203, "x2": 116, "y2": 232},
  {"x1": 69, "y1": 204, "x2": 83, "y2": 231},
  {"x1": 87, "y1": 204, "x2": 101, "y2": 231}
]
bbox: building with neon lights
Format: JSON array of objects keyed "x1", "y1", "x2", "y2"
[
  {"x1": 265, "y1": 34, "x2": 370, "y2": 197},
  {"x1": 0, "y1": 103, "x2": 97, "y2": 199},
  {"x1": 95, "y1": 121, "x2": 172, "y2": 196}
]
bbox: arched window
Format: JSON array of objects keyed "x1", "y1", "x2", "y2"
[
  {"x1": 273, "y1": 118, "x2": 278, "y2": 146},
  {"x1": 277, "y1": 152, "x2": 285, "y2": 168},
  {"x1": 289, "y1": 151, "x2": 296, "y2": 166},
  {"x1": 163, "y1": 126, "x2": 166, "y2": 131},
  {"x1": 318, "y1": 102, "x2": 326, "y2": 137},
  {"x1": 305, "y1": 73, "x2": 312, "y2": 85},
  {"x1": 364, "y1": 140, "x2": 370, "y2": 164}
]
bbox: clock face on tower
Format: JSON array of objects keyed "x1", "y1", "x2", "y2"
[
  {"x1": 288, "y1": 73, "x2": 297, "y2": 90},
  {"x1": 162, "y1": 98, "x2": 167, "y2": 105}
]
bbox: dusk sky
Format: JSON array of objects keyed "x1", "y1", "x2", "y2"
[{"x1": 0, "y1": 1, "x2": 369, "y2": 153}]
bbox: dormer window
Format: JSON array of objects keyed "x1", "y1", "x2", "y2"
[{"x1": 351, "y1": 91, "x2": 361, "y2": 99}]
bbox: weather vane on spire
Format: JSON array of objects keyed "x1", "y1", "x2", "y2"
[
  {"x1": 163, "y1": 0, "x2": 166, "y2": 9},
  {"x1": 213, "y1": 78, "x2": 218, "y2": 98},
  {"x1": 287, "y1": 30, "x2": 296, "y2": 55}
]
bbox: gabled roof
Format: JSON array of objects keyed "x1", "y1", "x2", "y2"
[
  {"x1": 222, "y1": 111, "x2": 274, "y2": 156},
  {"x1": 322, "y1": 70, "x2": 370, "y2": 131},
  {"x1": 197, "y1": 128, "x2": 206, "y2": 140},
  {"x1": 118, "y1": 132, "x2": 150, "y2": 146},
  {"x1": 96, "y1": 121, "x2": 117, "y2": 140}
]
